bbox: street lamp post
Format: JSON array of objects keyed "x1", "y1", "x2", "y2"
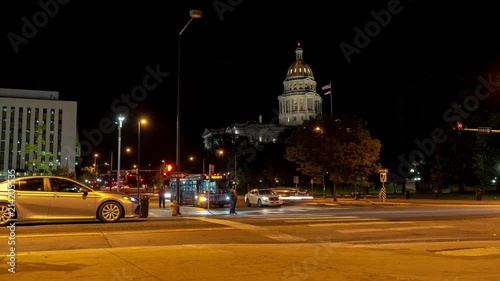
[
  {"x1": 176, "y1": 9, "x2": 202, "y2": 215},
  {"x1": 93, "y1": 153, "x2": 99, "y2": 184},
  {"x1": 116, "y1": 116, "x2": 125, "y2": 192},
  {"x1": 137, "y1": 119, "x2": 146, "y2": 199}
]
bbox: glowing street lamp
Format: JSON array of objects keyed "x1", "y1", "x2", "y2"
[
  {"x1": 116, "y1": 116, "x2": 125, "y2": 192},
  {"x1": 137, "y1": 119, "x2": 147, "y2": 198},
  {"x1": 93, "y1": 153, "x2": 99, "y2": 182},
  {"x1": 175, "y1": 9, "x2": 202, "y2": 216}
]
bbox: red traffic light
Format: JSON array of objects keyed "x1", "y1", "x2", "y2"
[{"x1": 457, "y1": 122, "x2": 463, "y2": 130}]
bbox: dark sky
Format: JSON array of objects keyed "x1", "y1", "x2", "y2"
[{"x1": 1, "y1": 1, "x2": 500, "y2": 169}]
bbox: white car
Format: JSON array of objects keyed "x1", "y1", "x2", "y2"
[{"x1": 244, "y1": 189, "x2": 283, "y2": 207}]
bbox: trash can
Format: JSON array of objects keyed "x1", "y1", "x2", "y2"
[
  {"x1": 475, "y1": 189, "x2": 482, "y2": 201},
  {"x1": 405, "y1": 190, "x2": 410, "y2": 199},
  {"x1": 140, "y1": 195, "x2": 150, "y2": 218}
]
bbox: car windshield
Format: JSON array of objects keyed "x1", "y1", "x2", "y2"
[{"x1": 259, "y1": 189, "x2": 274, "y2": 195}]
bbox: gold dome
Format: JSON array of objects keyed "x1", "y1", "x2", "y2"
[{"x1": 286, "y1": 42, "x2": 313, "y2": 78}]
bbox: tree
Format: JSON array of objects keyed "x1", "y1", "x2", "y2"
[
  {"x1": 285, "y1": 115, "x2": 382, "y2": 201},
  {"x1": 25, "y1": 123, "x2": 55, "y2": 175}
]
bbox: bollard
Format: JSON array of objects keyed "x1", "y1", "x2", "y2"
[
  {"x1": 475, "y1": 189, "x2": 482, "y2": 201},
  {"x1": 405, "y1": 190, "x2": 410, "y2": 199},
  {"x1": 140, "y1": 195, "x2": 149, "y2": 218},
  {"x1": 172, "y1": 200, "x2": 179, "y2": 216}
]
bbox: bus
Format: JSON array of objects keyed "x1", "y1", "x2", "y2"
[{"x1": 170, "y1": 174, "x2": 230, "y2": 208}]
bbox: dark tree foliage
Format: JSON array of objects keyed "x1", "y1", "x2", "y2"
[{"x1": 285, "y1": 115, "x2": 382, "y2": 200}]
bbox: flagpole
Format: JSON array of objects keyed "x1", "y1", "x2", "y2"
[
  {"x1": 321, "y1": 81, "x2": 333, "y2": 116},
  {"x1": 329, "y1": 80, "x2": 333, "y2": 116}
]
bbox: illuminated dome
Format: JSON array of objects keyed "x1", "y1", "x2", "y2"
[{"x1": 286, "y1": 42, "x2": 313, "y2": 78}]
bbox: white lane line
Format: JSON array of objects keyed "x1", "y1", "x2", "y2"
[
  {"x1": 284, "y1": 218, "x2": 382, "y2": 223},
  {"x1": 194, "y1": 217, "x2": 306, "y2": 242},
  {"x1": 337, "y1": 225, "x2": 453, "y2": 233},
  {"x1": 308, "y1": 221, "x2": 414, "y2": 227},
  {"x1": 266, "y1": 215, "x2": 364, "y2": 220}
]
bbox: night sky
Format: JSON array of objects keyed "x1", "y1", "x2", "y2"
[{"x1": 1, "y1": 1, "x2": 500, "y2": 169}]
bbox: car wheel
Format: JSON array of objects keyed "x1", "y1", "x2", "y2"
[
  {"x1": 0, "y1": 203, "x2": 14, "y2": 226},
  {"x1": 246, "y1": 198, "x2": 251, "y2": 207},
  {"x1": 258, "y1": 199, "x2": 263, "y2": 207},
  {"x1": 98, "y1": 201, "x2": 122, "y2": 223},
  {"x1": 277, "y1": 205, "x2": 282, "y2": 208},
  {"x1": 219, "y1": 204, "x2": 224, "y2": 208}
]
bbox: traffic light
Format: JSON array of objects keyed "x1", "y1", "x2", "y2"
[
  {"x1": 457, "y1": 122, "x2": 463, "y2": 135},
  {"x1": 167, "y1": 164, "x2": 173, "y2": 172},
  {"x1": 161, "y1": 172, "x2": 168, "y2": 178}
]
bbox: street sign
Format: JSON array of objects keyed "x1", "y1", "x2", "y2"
[
  {"x1": 170, "y1": 172, "x2": 187, "y2": 178},
  {"x1": 478, "y1": 127, "x2": 492, "y2": 134},
  {"x1": 380, "y1": 173, "x2": 387, "y2": 183},
  {"x1": 378, "y1": 169, "x2": 388, "y2": 173}
]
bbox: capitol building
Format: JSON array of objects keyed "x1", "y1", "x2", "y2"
[{"x1": 203, "y1": 42, "x2": 323, "y2": 147}]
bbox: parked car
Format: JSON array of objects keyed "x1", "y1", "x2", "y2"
[
  {"x1": 244, "y1": 188, "x2": 283, "y2": 207},
  {"x1": 0, "y1": 176, "x2": 141, "y2": 226}
]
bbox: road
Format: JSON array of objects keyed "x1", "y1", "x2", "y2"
[{"x1": 1, "y1": 198, "x2": 500, "y2": 280}]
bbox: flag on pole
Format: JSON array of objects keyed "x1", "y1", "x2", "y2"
[
  {"x1": 324, "y1": 91, "x2": 331, "y2": 95},
  {"x1": 321, "y1": 83, "x2": 331, "y2": 91}
]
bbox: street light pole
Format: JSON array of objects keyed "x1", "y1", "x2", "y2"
[
  {"x1": 137, "y1": 119, "x2": 146, "y2": 199},
  {"x1": 93, "y1": 153, "x2": 99, "y2": 184},
  {"x1": 116, "y1": 116, "x2": 125, "y2": 192},
  {"x1": 175, "y1": 9, "x2": 202, "y2": 215}
]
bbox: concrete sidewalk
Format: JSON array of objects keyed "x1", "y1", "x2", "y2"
[{"x1": 3, "y1": 241, "x2": 500, "y2": 280}]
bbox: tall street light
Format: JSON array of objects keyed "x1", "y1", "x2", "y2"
[
  {"x1": 93, "y1": 153, "x2": 99, "y2": 184},
  {"x1": 116, "y1": 116, "x2": 125, "y2": 192},
  {"x1": 176, "y1": 9, "x2": 202, "y2": 215},
  {"x1": 137, "y1": 119, "x2": 147, "y2": 199},
  {"x1": 177, "y1": 9, "x2": 202, "y2": 172}
]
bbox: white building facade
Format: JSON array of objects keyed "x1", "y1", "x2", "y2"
[{"x1": 0, "y1": 88, "x2": 79, "y2": 179}]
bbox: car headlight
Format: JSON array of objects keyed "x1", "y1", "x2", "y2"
[
  {"x1": 225, "y1": 196, "x2": 230, "y2": 200},
  {"x1": 262, "y1": 196, "x2": 269, "y2": 201},
  {"x1": 125, "y1": 196, "x2": 139, "y2": 202},
  {"x1": 199, "y1": 196, "x2": 207, "y2": 202}
]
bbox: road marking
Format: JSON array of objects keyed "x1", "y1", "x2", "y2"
[
  {"x1": 194, "y1": 217, "x2": 306, "y2": 242},
  {"x1": 308, "y1": 221, "x2": 414, "y2": 227},
  {"x1": 336, "y1": 225, "x2": 453, "y2": 233}
]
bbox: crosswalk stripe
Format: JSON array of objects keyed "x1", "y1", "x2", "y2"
[
  {"x1": 336, "y1": 225, "x2": 453, "y2": 233},
  {"x1": 193, "y1": 217, "x2": 306, "y2": 242}
]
